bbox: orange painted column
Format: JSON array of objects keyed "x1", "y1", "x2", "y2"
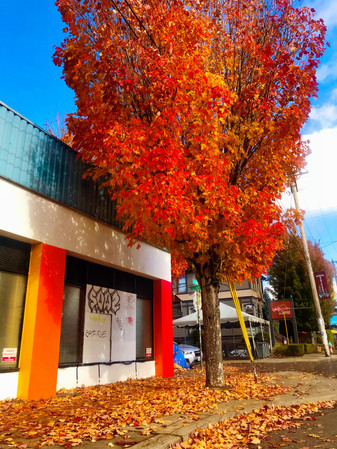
[
  {"x1": 17, "y1": 243, "x2": 66, "y2": 400},
  {"x1": 153, "y1": 279, "x2": 174, "y2": 377}
]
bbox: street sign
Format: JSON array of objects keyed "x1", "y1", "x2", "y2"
[
  {"x1": 191, "y1": 279, "x2": 200, "y2": 291},
  {"x1": 314, "y1": 271, "x2": 330, "y2": 299},
  {"x1": 270, "y1": 300, "x2": 293, "y2": 320}
]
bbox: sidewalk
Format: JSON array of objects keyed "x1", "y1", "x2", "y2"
[
  {"x1": 130, "y1": 353, "x2": 337, "y2": 448},
  {"x1": 1, "y1": 354, "x2": 337, "y2": 449}
]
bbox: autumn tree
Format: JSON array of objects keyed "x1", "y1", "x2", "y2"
[
  {"x1": 268, "y1": 233, "x2": 336, "y2": 331},
  {"x1": 54, "y1": 0, "x2": 326, "y2": 387}
]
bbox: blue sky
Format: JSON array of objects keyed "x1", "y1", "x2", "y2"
[
  {"x1": 1, "y1": 2, "x2": 75, "y2": 128},
  {"x1": 287, "y1": 0, "x2": 337, "y2": 269},
  {"x1": 1, "y1": 1, "x2": 337, "y2": 271}
]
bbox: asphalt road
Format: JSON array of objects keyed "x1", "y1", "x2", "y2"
[
  {"x1": 230, "y1": 351, "x2": 337, "y2": 378},
  {"x1": 228, "y1": 354, "x2": 337, "y2": 449}
]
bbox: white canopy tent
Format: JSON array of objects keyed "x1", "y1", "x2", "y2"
[
  {"x1": 173, "y1": 302, "x2": 267, "y2": 327},
  {"x1": 173, "y1": 302, "x2": 271, "y2": 358}
]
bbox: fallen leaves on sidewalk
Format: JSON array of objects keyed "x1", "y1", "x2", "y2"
[
  {"x1": 171, "y1": 401, "x2": 336, "y2": 449},
  {"x1": 0, "y1": 367, "x2": 288, "y2": 448}
]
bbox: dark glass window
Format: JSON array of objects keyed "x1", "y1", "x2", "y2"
[
  {"x1": 59, "y1": 285, "x2": 84, "y2": 364},
  {"x1": 0, "y1": 271, "x2": 27, "y2": 370},
  {"x1": 0, "y1": 236, "x2": 30, "y2": 371},
  {"x1": 64, "y1": 256, "x2": 87, "y2": 286},
  {"x1": 136, "y1": 298, "x2": 153, "y2": 359},
  {"x1": 0, "y1": 236, "x2": 30, "y2": 274}
]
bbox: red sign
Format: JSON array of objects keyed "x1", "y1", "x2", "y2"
[
  {"x1": 2, "y1": 348, "x2": 17, "y2": 363},
  {"x1": 314, "y1": 271, "x2": 330, "y2": 299},
  {"x1": 270, "y1": 300, "x2": 292, "y2": 320},
  {"x1": 146, "y1": 347, "x2": 152, "y2": 357}
]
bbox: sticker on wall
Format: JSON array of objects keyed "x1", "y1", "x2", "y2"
[
  {"x1": 2, "y1": 348, "x2": 17, "y2": 362},
  {"x1": 146, "y1": 347, "x2": 152, "y2": 357},
  {"x1": 83, "y1": 285, "x2": 136, "y2": 363}
]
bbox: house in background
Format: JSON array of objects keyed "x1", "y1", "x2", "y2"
[
  {"x1": 172, "y1": 270, "x2": 266, "y2": 353},
  {"x1": 0, "y1": 101, "x2": 173, "y2": 401}
]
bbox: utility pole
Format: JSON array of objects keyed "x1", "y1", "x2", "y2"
[
  {"x1": 331, "y1": 260, "x2": 337, "y2": 290},
  {"x1": 291, "y1": 183, "x2": 330, "y2": 357},
  {"x1": 191, "y1": 280, "x2": 203, "y2": 369}
]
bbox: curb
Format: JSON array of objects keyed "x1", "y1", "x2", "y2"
[{"x1": 130, "y1": 362, "x2": 337, "y2": 448}]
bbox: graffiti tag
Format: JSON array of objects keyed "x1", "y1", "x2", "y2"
[
  {"x1": 85, "y1": 330, "x2": 108, "y2": 339},
  {"x1": 87, "y1": 285, "x2": 121, "y2": 315}
]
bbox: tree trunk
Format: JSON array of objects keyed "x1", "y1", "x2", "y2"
[{"x1": 193, "y1": 259, "x2": 225, "y2": 388}]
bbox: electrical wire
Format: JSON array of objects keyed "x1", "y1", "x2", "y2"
[
  {"x1": 123, "y1": 0, "x2": 160, "y2": 50},
  {"x1": 109, "y1": 0, "x2": 139, "y2": 40},
  {"x1": 109, "y1": 0, "x2": 159, "y2": 51}
]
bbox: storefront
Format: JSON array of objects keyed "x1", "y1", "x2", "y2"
[{"x1": 0, "y1": 102, "x2": 173, "y2": 400}]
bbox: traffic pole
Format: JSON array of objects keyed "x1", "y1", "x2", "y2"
[{"x1": 291, "y1": 183, "x2": 330, "y2": 357}]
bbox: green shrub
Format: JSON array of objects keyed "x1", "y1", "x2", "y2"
[
  {"x1": 255, "y1": 331, "x2": 270, "y2": 342},
  {"x1": 304, "y1": 343, "x2": 316, "y2": 354},
  {"x1": 316, "y1": 330, "x2": 333, "y2": 345},
  {"x1": 272, "y1": 345, "x2": 288, "y2": 356},
  {"x1": 326, "y1": 329, "x2": 334, "y2": 345},
  {"x1": 273, "y1": 344, "x2": 305, "y2": 357}
]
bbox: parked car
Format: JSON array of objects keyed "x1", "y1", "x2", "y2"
[
  {"x1": 229, "y1": 348, "x2": 248, "y2": 358},
  {"x1": 178, "y1": 344, "x2": 201, "y2": 365}
]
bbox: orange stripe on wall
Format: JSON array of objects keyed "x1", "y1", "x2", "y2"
[
  {"x1": 17, "y1": 243, "x2": 66, "y2": 400},
  {"x1": 153, "y1": 279, "x2": 174, "y2": 378}
]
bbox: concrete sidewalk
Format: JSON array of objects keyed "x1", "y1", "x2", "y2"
[{"x1": 129, "y1": 354, "x2": 337, "y2": 448}]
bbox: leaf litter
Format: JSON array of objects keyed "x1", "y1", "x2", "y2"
[
  {"x1": 0, "y1": 366, "x2": 333, "y2": 448},
  {"x1": 171, "y1": 401, "x2": 336, "y2": 449}
]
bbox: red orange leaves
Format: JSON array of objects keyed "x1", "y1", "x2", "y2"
[
  {"x1": 54, "y1": 0, "x2": 327, "y2": 282},
  {"x1": 172, "y1": 401, "x2": 336, "y2": 449},
  {"x1": 0, "y1": 367, "x2": 286, "y2": 448}
]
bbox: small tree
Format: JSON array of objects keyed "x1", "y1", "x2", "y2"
[
  {"x1": 268, "y1": 233, "x2": 336, "y2": 331},
  {"x1": 54, "y1": 0, "x2": 326, "y2": 387},
  {"x1": 44, "y1": 112, "x2": 73, "y2": 146}
]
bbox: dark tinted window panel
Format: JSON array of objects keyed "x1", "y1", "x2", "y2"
[
  {"x1": 135, "y1": 276, "x2": 153, "y2": 299},
  {"x1": 114, "y1": 270, "x2": 135, "y2": 293},
  {"x1": 136, "y1": 298, "x2": 153, "y2": 359},
  {"x1": 65, "y1": 255, "x2": 149, "y2": 295},
  {"x1": 59, "y1": 285, "x2": 83, "y2": 364},
  {"x1": 0, "y1": 271, "x2": 27, "y2": 370},
  {"x1": 0, "y1": 236, "x2": 30, "y2": 274},
  {"x1": 64, "y1": 256, "x2": 87, "y2": 286},
  {"x1": 87, "y1": 263, "x2": 114, "y2": 289}
]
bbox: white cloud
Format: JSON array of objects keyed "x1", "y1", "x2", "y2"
[
  {"x1": 316, "y1": 60, "x2": 337, "y2": 83},
  {"x1": 331, "y1": 88, "x2": 337, "y2": 100},
  {"x1": 297, "y1": 127, "x2": 337, "y2": 213},
  {"x1": 309, "y1": 104, "x2": 337, "y2": 128},
  {"x1": 307, "y1": 0, "x2": 337, "y2": 28}
]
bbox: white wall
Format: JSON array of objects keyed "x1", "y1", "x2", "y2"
[
  {"x1": 0, "y1": 178, "x2": 170, "y2": 281},
  {"x1": 56, "y1": 362, "x2": 155, "y2": 391},
  {"x1": 0, "y1": 372, "x2": 19, "y2": 400},
  {"x1": 0, "y1": 362, "x2": 156, "y2": 399}
]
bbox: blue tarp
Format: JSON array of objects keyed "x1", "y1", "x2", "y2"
[
  {"x1": 173, "y1": 343, "x2": 190, "y2": 369},
  {"x1": 330, "y1": 315, "x2": 337, "y2": 326}
]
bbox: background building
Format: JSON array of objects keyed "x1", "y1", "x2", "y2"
[{"x1": 172, "y1": 271, "x2": 268, "y2": 357}]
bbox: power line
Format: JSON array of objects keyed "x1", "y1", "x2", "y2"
[
  {"x1": 123, "y1": 0, "x2": 160, "y2": 50},
  {"x1": 110, "y1": 0, "x2": 139, "y2": 40},
  {"x1": 109, "y1": 0, "x2": 159, "y2": 51}
]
